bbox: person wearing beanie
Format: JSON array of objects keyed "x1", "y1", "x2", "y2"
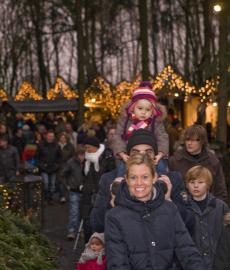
[
  {"x1": 112, "y1": 81, "x2": 169, "y2": 178},
  {"x1": 77, "y1": 232, "x2": 106, "y2": 270},
  {"x1": 91, "y1": 129, "x2": 195, "y2": 237},
  {"x1": 79, "y1": 136, "x2": 116, "y2": 244}
]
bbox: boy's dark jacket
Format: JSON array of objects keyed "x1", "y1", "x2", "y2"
[
  {"x1": 61, "y1": 156, "x2": 83, "y2": 191},
  {"x1": 90, "y1": 170, "x2": 195, "y2": 233},
  {"x1": 212, "y1": 213, "x2": 230, "y2": 270},
  {"x1": 188, "y1": 193, "x2": 229, "y2": 270},
  {"x1": 105, "y1": 181, "x2": 206, "y2": 270}
]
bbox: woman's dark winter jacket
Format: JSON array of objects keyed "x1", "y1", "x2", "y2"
[
  {"x1": 90, "y1": 170, "x2": 195, "y2": 233},
  {"x1": 188, "y1": 194, "x2": 229, "y2": 270},
  {"x1": 168, "y1": 146, "x2": 227, "y2": 201},
  {"x1": 212, "y1": 213, "x2": 230, "y2": 270},
  {"x1": 105, "y1": 181, "x2": 207, "y2": 270},
  {"x1": 61, "y1": 156, "x2": 83, "y2": 191},
  {"x1": 34, "y1": 140, "x2": 62, "y2": 174},
  {"x1": 56, "y1": 142, "x2": 74, "y2": 183},
  {"x1": 80, "y1": 148, "x2": 116, "y2": 219}
]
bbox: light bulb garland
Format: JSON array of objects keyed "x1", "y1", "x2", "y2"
[{"x1": 14, "y1": 82, "x2": 43, "y2": 101}]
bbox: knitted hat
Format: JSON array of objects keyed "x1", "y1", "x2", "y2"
[
  {"x1": 127, "y1": 81, "x2": 157, "y2": 114},
  {"x1": 86, "y1": 232, "x2": 105, "y2": 248},
  {"x1": 84, "y1": 136, "x2": 100, "y2": 148},
  {"x1": 126, "y1": 129, "x2": 158, "y2": 155}
]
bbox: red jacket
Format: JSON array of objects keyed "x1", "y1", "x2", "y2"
[{"x1": 77, "y1": 256, "x2": 106, "y2": 270}]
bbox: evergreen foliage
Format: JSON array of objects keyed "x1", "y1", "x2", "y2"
[{"x1": 0, "y1": 208, "x2": 60, "y2": 269}]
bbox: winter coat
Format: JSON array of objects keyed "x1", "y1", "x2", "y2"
[
  {"x1": 80, "y1": 148, "x2": 116, "y2": 219},
  {"x1": 77, "y1": 256, "x2": 106, "y2": 270},
  {"x1": 0, "y1": 145, "x2": 20, "y2": 178},
  {"x1": 11, "y1": 134, "x2": 27, "y2": 159},
  {"x1": 61, "y1": 156, "x2": 83, "y2": 191},
  {"x1": 56, "y1": 142, "x2": 74, "y2": 183},
  {"x1": 212, "y1": 213, "x2": 230, "y2": 270},
  {"x1": 112, "y1": 101, "x2": 169, "y2": 159},
  {"x1": 34, "y1": 140, "x2": 62, "y2": 174},
  {"x1": 105, "y1": 180, "x2": 207, "y2": 270},
  {"x1": 90, "y1": 170, "x2": 195, "y2": 233},
  {"x1": 167, "y1": 146, "x2": 227, "y2": 202},
  {"x1": 168, "y1": 126, "x2": 180, "y2": 157},
  {"x1": 188, "y1": 194, "x2": 229, "y2": 270}
]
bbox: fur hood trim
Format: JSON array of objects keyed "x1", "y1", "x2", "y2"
[
  {"x1": 120, "y1": 100, "x2": 167, "y2": 122},
  {"x1": 223, "y1": 213, "x2": 230, "y2": 226}
]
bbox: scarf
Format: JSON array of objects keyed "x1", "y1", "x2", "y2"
[
  {"x1": 84, "y1": 144, "x2": 105, "y2": 175},
  {"x1": 79, "y1": 248, "x2": 105, "y2": 265},
  {"x1": 58, "y1": 142, "x2": 66, "y2": 150},
  {"x1": 125, "y1": 114, "x2": 153, "y2": 140}
]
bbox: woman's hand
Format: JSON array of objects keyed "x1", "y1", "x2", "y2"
[
  {"x1": 158, "y1": 174, "x2": 172, "y2": 202},
  {"x1": 110, "y1": 177, "x2": 124, "y2": 207},
  {"x1": 154, "y1": 152, "x2": 164, "y2": 164},
  {"x1": 119, "y1": 152, "x2": 129, "y2": 163}
]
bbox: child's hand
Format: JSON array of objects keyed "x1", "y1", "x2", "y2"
[
  {"x1": 154, "y1": 152, "x2": 164, "y2": 164},
  {"x1": 119, "y1": 152, "x2": 130, "y2": 162}
]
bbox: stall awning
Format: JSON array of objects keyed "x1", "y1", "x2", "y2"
[{"x1": 2, "y1": 99, "x2": 78, "y2": 113}]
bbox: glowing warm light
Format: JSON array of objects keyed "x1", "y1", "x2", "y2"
[
  {"x1": 228, "y1": 102, "x2": 230, "y2": 106},
  {"x1": 213, "y1": 102, "x2": 217, "y2": 106},
  {"x1": 214, "y1": 5, "x2": 221, "y2": 12},
  {"x1": 47, "y1": 77, "x2": 78, "y2": 100},
  {"x1": 92, "y1": 98, "x2": 96, "y2": 102},
  {"x1": 15, "y1": 82, "x2": 43, "y2": 101}
]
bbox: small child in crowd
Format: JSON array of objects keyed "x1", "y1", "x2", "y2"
[
  {"x1": 61, "y1": 144, "x2": 85, "y2": 240},
  {"x1": 112, "y1": 81, "x2": 169, "y2": 177},
  {"x1": 77, "y1": 232, "x2": 106, "y2": 270},
  {"x1": 185, "y1": 165, "x2": 229, "y2": 270}
]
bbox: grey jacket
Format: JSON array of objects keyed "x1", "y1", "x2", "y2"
[
  {"x1": 61, "y1": 156, "x2": 83, "y2": 191},
  {"x1": 188, "y1": 193, "x2": 229, "y2": 270},
  {"x1": 112, "y1": 101, "x2": 169, "y2": 159},
  {"x1": 0, "y1": 144, "x2": 20, "y2": 178}
]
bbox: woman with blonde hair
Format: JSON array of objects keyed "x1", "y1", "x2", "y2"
[{"x1": 105, "y1": 153, "x2": 206, "y2": 270}]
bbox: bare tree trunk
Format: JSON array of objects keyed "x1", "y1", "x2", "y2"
[
  {"x1": 75, "y1": 0, "x2": 85, "y2": 127},
  {"x1": 28, "y1": 1, "x2": 47, "y2": 98},
  {"x1": 139, "y1": 0, "x2": 149, "y2": 80},
  {"x1": 184, "y1": 0, "x2": 190, "y2": 80},
  {"x1": 217, "y1": 1, "x2": 229, "y2": 147}
]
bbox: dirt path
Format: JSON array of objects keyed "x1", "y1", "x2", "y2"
[{"x1": 40, "y1": 192, "x2": 85, "y2": 270}]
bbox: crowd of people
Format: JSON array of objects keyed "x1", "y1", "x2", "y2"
[{"x1": 0, "y1": 81, "x2": 229, "y2": 270}]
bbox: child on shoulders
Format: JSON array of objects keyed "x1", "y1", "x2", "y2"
[
  {"x1": 77, "y1": 232, "x2": 106, "y2": 270},
  {"x1": 185, "y1": 165, "x2": 229, "y2": 270},
  {"x1": 112, "y1": 81, "x2": 169, "y2": 177}
]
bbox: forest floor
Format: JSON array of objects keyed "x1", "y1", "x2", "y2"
[{"x1": 40, "y1": 192, "x2": 85, "y2": 270}]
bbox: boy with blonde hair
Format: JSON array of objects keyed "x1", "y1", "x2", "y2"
[{"x1": 185, "y1": 165, "x2": 229, "y2": 270}]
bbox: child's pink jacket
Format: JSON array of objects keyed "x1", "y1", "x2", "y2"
[{"x1": 77, "y1": 255, "x2": 106, "y2": 270}]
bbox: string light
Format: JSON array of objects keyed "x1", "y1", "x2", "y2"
[
  {"x1": 47, "y1": 77, "x2": 78, "y2": 100},
  {"x1": 15, "y1": 82, "x2": 43, "y2": 101}
]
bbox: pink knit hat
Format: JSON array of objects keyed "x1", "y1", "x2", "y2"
[{"x1": 128, "y1": 81, "x2": 158, "y2": 114}]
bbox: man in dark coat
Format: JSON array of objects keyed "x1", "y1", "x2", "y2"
[
  {"x1": 90, "y1": 129, "x2": 195, "y2": 233},
  {"x1": 80, "y1": 136, "x2": 116, "y2": 243},
  {"x1": 0, "y1": 134, "x2": 20, "y2": 184},
  {"x1": 168, "y1": 124, "x2": 227, "y2": 202},
  {"x1": 34, "y1": 130, "x2": 62, "y2": 205}
]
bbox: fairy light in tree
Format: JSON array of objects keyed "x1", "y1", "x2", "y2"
[
  {"x1": 0, "y1": 89, "x2": 8, "y2": 101},
  {"x1": 47, "y1": 77, "x2": 78, "y2": 100},
  {"x1": 15, "y1": 82, "x2": 43, "y2": 101}
]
